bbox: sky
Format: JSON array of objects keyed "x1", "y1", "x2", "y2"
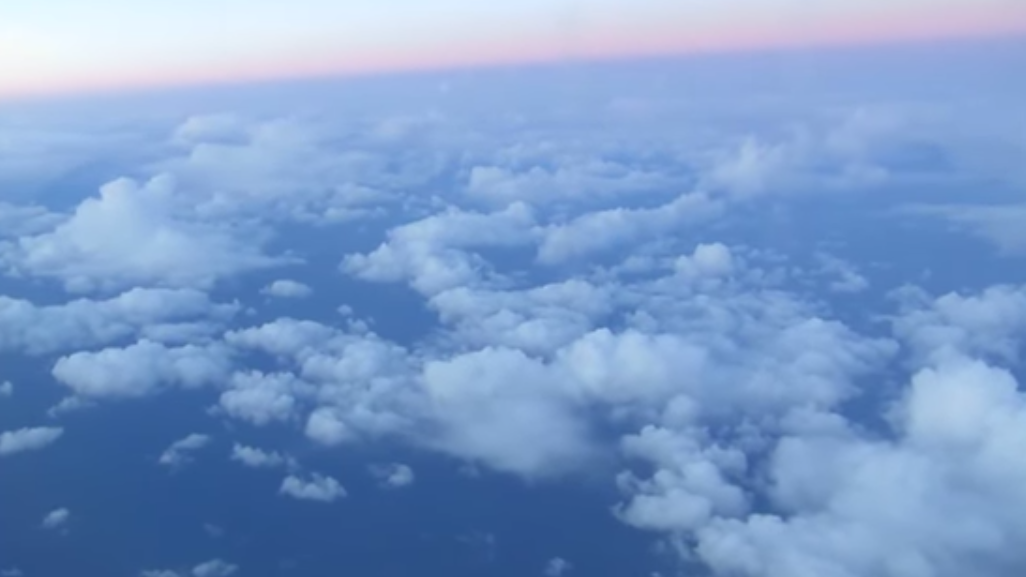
[
  {"x1": 2, "y1": 5, "x2": 1026, "y2": 577},
  {"x1": 3, "y1": 0, "x2": 1026, "y2": 97}
]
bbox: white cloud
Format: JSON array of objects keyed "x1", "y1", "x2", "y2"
[
  {"x1": 544, "y1": 557, "x2": 573, "y2": 577},
  {"x1": 0, "y1": 380, "x2": 11, "y2": 397},
  {"x1": 342, "y1": 202, "x2": 538, "y2": 295},
  {"x1": 191, "y1": 559, "x2": 238, "y2": 577},
  {"x1": 537, "y1": 192, "x2": 722, "y2": 265},
  {"x1": 815, "y1": 253, "x2": 869, "y2": 294},
  {"x1": 3, "y1": 175, "x2": 281, "y2": 292},
  {"x1": 370, "y1": 463, "x2": 415, "y2": 488},
  {"x1": 40, "y1": 508, "x2": 70, "y2": 530},
  {"x1": 280, "y1": 473, "x2": 347, "y2": 502},
  {"x1": 891, "y1": 284, "x2": 1026, "y2": 365},
  {"x1": 0, "y1": 427, "x2": 63, "y2": 456},
  {"x1": 159, "y1": 434, "x2": 211, "y2": 468},
  {"x1": 692, "y1": 354, "x2": 1026, "y2": 577},
  {"x1": 52, "y1": 340, "x2": 232, "y2": 400},
  {"x1": 218, "y1": 371, "x2": 301, "y2": 426},
  {"x1": 0, "y1": 287, "x2": 237, "y2": 355},
  {"x1": 261, "y1": 279, "x2": 312, "y2": 299},
  {"x1": 465, "y1": 159, "x2": 678, "y2": 208},
  {"x1": 230, "y1": 444, "x2": 287, "y2": 468},
  {"x1": 162, "y1": 116, "x2": 396, "y2": 223}
]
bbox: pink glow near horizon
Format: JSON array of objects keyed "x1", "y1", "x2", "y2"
[{"x1": 2, "y1": 4, "x2": 1025, "y2": 100}]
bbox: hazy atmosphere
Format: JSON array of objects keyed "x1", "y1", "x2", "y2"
[{"x1": 2, "y1": 3, "x2": 1026, "y2": 577}]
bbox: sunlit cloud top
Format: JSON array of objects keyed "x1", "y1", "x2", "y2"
[{"x1": 2, "y1": 0, "x2": 1025, "y2": 98}]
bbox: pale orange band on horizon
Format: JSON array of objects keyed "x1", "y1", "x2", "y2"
[{"x1": 2, "y1": 5, "x2": 1024, "y2": 101}]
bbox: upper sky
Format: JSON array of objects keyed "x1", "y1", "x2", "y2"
[{"x1": 2, "y1": 0, "x2": 1026, "y2": 98}]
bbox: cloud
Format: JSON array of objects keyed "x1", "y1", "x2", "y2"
[
  {"x1": 891, "y1": 284, "x2": 1026, "y2": 365},
  {"x1": 162, "y1": 116, "x2": 396, "y2": 224},
  {"x1": 230, "y1": 444, "x2": 287, "y2": 469},
  {"x1": 218, "y1": 371, "x2": 302, "y2": 426},
  {"x1": 52, "y1": 340, "x2": 232, "y2": 400},
  {"x1": 1, "y1": 568, "x2": 24, "y2": 577},
  {"x1": 280, "y1": 473, "x2": 347, "y2": 502},
  {"x1": 691, "y1": 354, "x2": 1026, "y2": 577},
  {"x1": 370, "y1": 463, "x2": 415, "y2": 488},
  {"x1": 464, "y1": 158, "x2": 679, "y2": 208},
  {"x1": 141, "y1": 571, "x2": 181, "y2": 577},
  {"x1": 40, "y1": 508, "x2": 70, "y2": 530},
  {"x1": 0, "y1": 427, "x2": 63, "y2": 456},
  {"x1": 900, "y1": 203, "x2": 1026, "y2": 256},
  {"x1": 159, "y1": 434, "x2": 212, "y2": 468},
  {"x1": 0, "y1": 380, "x2": 11, "y2": 397},
  {"x1": 536, "y1": 192, "x2": 722, "y2": 265},
  {"x1": 2, "y1": 175, "x2": 281, "y2": 292},
  {"x1": 191, "y1": 559, "x2": 238, "y2": 577},
  {"x1": 544, "y1": 557, "x2": 573, "y2": 577},
  {"x1": 0, "y1": 287, "x2": 238, "y2": 355},
  {"x1": 260, "y1": 279, "x2": 313, "y2": 299},
  {"x1": 342, "y1": 202, "x2": 538, "y2": 295}
]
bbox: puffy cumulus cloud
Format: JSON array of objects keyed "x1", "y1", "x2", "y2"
[
  {"x1": 2, "y1": 175, "x2": 281, "y2": 293},
  {"x1": 0, "y1": 427, "x2": 63, "y2": 456},
  {"x1": 230, "y1": 443, "x2": 287, "y2": 468},
  {"x1": 464, "y1": 158, "x2": 679, "y2": 208},
  {"x1": 40, "y1": 508, "x2": 70, "y2": 530},
  {"x1": 699, "y1": 108, "x2": 904, "y2": 199},
  {"x1": 279, "y1": 473, "x2": 346, "y2": 502},
  {"x1": 426, "y1": 279, "x2": 614, "y2": 354},
  {"x1": 218, "y1": 371, "x2": 303, "y2": 426},
  {"x1": 891, "y1": 284, "x2": 1026, "y2": 365},
  {"x1": 370, "y1": 463, "x2": 415, "y2": 488},
  {"x1": 260, "y1": 279, "x2": 312, "y2": 299},
  {"x1": 536, "y1": 192, "x2": 723, "y2": 265},
  {"x1": 418, "y1": 347, "x2": 598, "y2": 478},
  {"x1": 342, "y1": 202, "x2": 538, "y2": 295},
  {"x1": 690, "y1": 354, "x2": 1026, "y2": 577},
  {"x1": 159, "y1": 433, "x2": 211, "y2": 468},
  {"x1": 226, "y1": 318, "x2": 415, "y2": 444},
  {"x1": 162, "y1": 116, "x2": 396, "y2": 223},
  {"x1": 52, "y1": 340, "x2": 232, "y2": 400},
  {"x1": 543, "y1": 557, "x2": 573, "y2": 577},
  {"x1": 191, "y1": 559, "x2": 238, "y2": 577},
  {"x1": 0, "y1": 288, "x2": 238, "y2": 355},
  {"x1": 814, "y1": 253, "x2": 869, "y2": 294},
  {"x1": 0, "y1": 380, "x2": 11, "y2": 397},
  {"x1": 674, "y1": 243, "x2": 735, "y2": 281}
]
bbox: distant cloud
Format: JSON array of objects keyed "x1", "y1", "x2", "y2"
[
  {"x1": 191, "y1": 559, "x2": 238, "y2": 577},
  {"x1": 0, "y1": 427, "x2": 63, "y2": 457},
  {"x1": 370, "y1": 463, "x2": 415, "y2": 488},
  {"x1": 544, "y1": 557, "x2": 573, "y2": 577},
  {"x1": 280, "y1": 473, "x2": 346, "y2": 502},
  {"x1": 900, "y1": 203, "x2": 1026, "y2": 256},
  {"x1": 3, "y1": 176, "x2": 282, "y2": 293},
  {"x1": 159, "y1": 434, "x2": 212, "y2": 468},
  {"x1": 0, "y1": 380, "x2": 11, "y2": 397},
  {"x1": 230, "y1": 444, "x2": 287, "y2": 469},
  {"x1": 40, "y1": 508, "x2": 70, "y2": 530},
  {"x1": 1, "y1": 568, "x2": 24, "y2": 577},
  {"x1": 261, "y1": 279, "x2": 313, "y2": 299}
]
